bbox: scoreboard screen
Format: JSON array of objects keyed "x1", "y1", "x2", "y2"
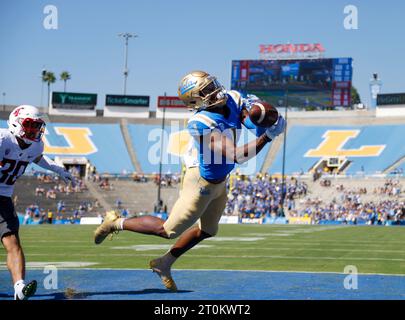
[{"x1": 231, "y1": 58, "x2": 352, "y2": 108}]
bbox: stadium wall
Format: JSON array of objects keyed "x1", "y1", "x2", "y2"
[
  {"x1": 48, "y1": 105, "x2": 97, "y2": 117},
  {"x1": 376, "y1": 104, "x2": 405, "y2": 117},
  {"x1": 103, "y1": 106, "x2": 150, "y2": 118},
  {"x1": 156, "y1": 107, "x2": 193, "y2": 119}
]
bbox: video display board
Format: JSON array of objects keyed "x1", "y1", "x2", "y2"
[{"x1": 231, "y1": 58, "x2": 352, "y2": 108}]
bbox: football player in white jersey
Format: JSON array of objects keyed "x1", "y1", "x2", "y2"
[{"x1": 0, "y1": 105, "x2": 75, "y2": 300}]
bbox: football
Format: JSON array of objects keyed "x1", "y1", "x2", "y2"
[{"x1": 248, "y1": 101, "x2": 279, "y2": 127}]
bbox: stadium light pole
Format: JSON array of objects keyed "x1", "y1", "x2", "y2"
[
  {"x1": 155, "y1": 92, "x2": 167, "y2": 213},
  {"x1": 118, "y1": 33, "x2": 138, "y2": 95},
  {"x1": 280, "y1": 84, "x2": 288, "y2": 216}
]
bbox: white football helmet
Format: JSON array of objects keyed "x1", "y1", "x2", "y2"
[{"x1": 8, "y1": 105, "x2": 46, "y2": 144}]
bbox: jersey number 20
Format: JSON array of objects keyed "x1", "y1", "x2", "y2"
[{"x1": 0, "y1": 158, "x2": 29, "y2": 185}]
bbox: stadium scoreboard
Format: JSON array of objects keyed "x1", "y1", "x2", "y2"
[{"x1": 231, "y1": 58, "x2": 353, "y2": 109}]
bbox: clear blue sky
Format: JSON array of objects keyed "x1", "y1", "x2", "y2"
[{"x1": 0, "y1": 0, "x2": 404, "y2": 109}]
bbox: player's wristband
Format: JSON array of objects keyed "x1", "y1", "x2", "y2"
[{"x1": 263, "y1": 134, "x2": 272, "y2": 143}]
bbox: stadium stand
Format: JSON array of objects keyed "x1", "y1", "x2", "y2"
[
  {"x1": 269, "y1": 124, "x2": 405, "y2": 175},
  {"x1": 1, "y1": 105, "x2": 405, "y2": 225},
  {"x1": 127, "y1": 124, "x2": 183, "y2": 174},
  {"x1": 223, "y1": 174, "x2": 405, "y2": 225},
  {"x1": 0, "y1": 120, "x2": 134, "y2": 174},
  {"x1": 43, "y1": 122, "x2": 134, "y2": 174},
  {"x1": 3, "y1": 107, "x2": 405, "y2": 177},
  {"x1": 84, "y1": 175, "x2": 180, "y2": 215},
  {"x1": 127, "y1": 123, "x2": 270, "y2": 175},
  {"x1": 226, "y1": 173, "x2": 308, "y2": 218},
  {"x1": 13, "y1": 175, "x2": 101, "y2": 222},
  {"x1": 292, "y1": 177, "x2": 405, "y2": 225}
]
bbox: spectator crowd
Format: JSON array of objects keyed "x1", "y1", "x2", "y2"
[
  {"x1": 223, "y1": 174, "x2": 405, "y2": 225},
  {"x1": 224, "y1": 173, "x2": 308, "y2": 219},
  {"x1": 20, "y1": 169, "x2": 100, "y2": 224},
  {"x1": 19, "y1": 165, "x2": 405, "y2": 226},
  {"x1": 293, "y1": 179, "x2": 405, "y2": 224}
]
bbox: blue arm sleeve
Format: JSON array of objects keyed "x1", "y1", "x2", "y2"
[{"x1": 242, "y1": 114, "x2": 267, "y2": 137}]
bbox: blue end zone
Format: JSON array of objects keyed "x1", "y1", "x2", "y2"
[{"x1": 0, "y1": 270, "x2": 403, "y2": 300}]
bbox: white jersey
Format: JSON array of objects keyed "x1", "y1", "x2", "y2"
[{"x1": 0, "y1": 129, "x2": 44, "y2": 197}]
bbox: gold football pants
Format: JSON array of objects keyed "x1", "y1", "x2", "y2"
[{"x1": 163, "y1": 167, "x2": 228, "y2": 239}]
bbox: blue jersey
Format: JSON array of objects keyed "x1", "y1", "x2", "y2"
[{"x1": 186, "y1": 91, "x2": 266, "y2": 181}]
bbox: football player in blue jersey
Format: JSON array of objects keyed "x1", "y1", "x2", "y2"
[{"x1": 94, "y1": 71, "x2": 286, "y2": 291}]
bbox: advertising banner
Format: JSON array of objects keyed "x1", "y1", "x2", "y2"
[
  {"x1": 52, "y1": 92, "x2": 97, "y2": 110},
  {"x1": 288, "y1": 217, "x2": 312, "y2": 225},
  {"x1": 157, "y1": 96, "x2": 188, "y2": 108},
  {"x1": 106, "y1": 94, "x2": 150, "y2": 107}
]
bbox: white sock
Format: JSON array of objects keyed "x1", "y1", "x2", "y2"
[{"x1": 14, "y1": 280, "x2": 25, "y2": 300}]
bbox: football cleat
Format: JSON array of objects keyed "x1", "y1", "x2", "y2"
[
  {"x1": 149, "y1": 258, "x2": 178, "y2": 292},
  {"x1": 15, "y1": 280, "x2": 37, "y2": 300},
  {"x1": 94, "y1": 211, "x2": 122, "y2": 244}
]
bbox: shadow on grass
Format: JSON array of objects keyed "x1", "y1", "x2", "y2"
[{"x1": 0, "y1": 288, "x2": 193, "y2": 300}]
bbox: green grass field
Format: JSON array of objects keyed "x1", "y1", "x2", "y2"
[{"x1": 1, "y1": 224, "x2": 404, "y2": 275}]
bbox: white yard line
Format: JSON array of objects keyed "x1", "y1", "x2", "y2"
[
  {"x1": 17, "y1": 239, "x2": 405, "y2": 246},
  {"x1": 1, "y1": 252, "x2": 404, "y2": 262},
  {"x1": 0, "y1": 266, "x2": 402, "y2": 277},
  {"x1": 203, "y1": 247, "x2": 405, "y2": 254},
  {"x1": 42, "y1": 245, "x2": 405, "y2": 254},
  {"x1": 10, "y1": 243, "x2": 405, "y2": 251}
]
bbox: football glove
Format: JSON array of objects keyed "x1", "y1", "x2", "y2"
[
  {"x1": 242, "y1": 94, "x2": 261, "y2": 109},
  {"x1": 60, "y1": 170, "x2": 76, "y2": 187},
  {"x1": 265, "y1": 115, "x2": 286, "y2": 140}
]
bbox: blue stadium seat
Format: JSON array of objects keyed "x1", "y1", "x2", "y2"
[
  {"x1": 127, "y1": 124, "x2": 269, "y2": 174},
  {"x1": 269, "y1": 124, "x2": 405, "y2": 175},
  {"x1": 0, "y1": 121, "x2": 134, "y2": 174}
]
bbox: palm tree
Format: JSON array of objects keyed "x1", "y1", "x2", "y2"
[
  {"x1": 351, "y1": 86, "x2": 361, "y2": 106},
  {"x1": 42, "y1": 71, "x2": 56, "y2": 108},
  {"x1": 60, "y1": 71, "x2": 71, "y2": 92}
]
